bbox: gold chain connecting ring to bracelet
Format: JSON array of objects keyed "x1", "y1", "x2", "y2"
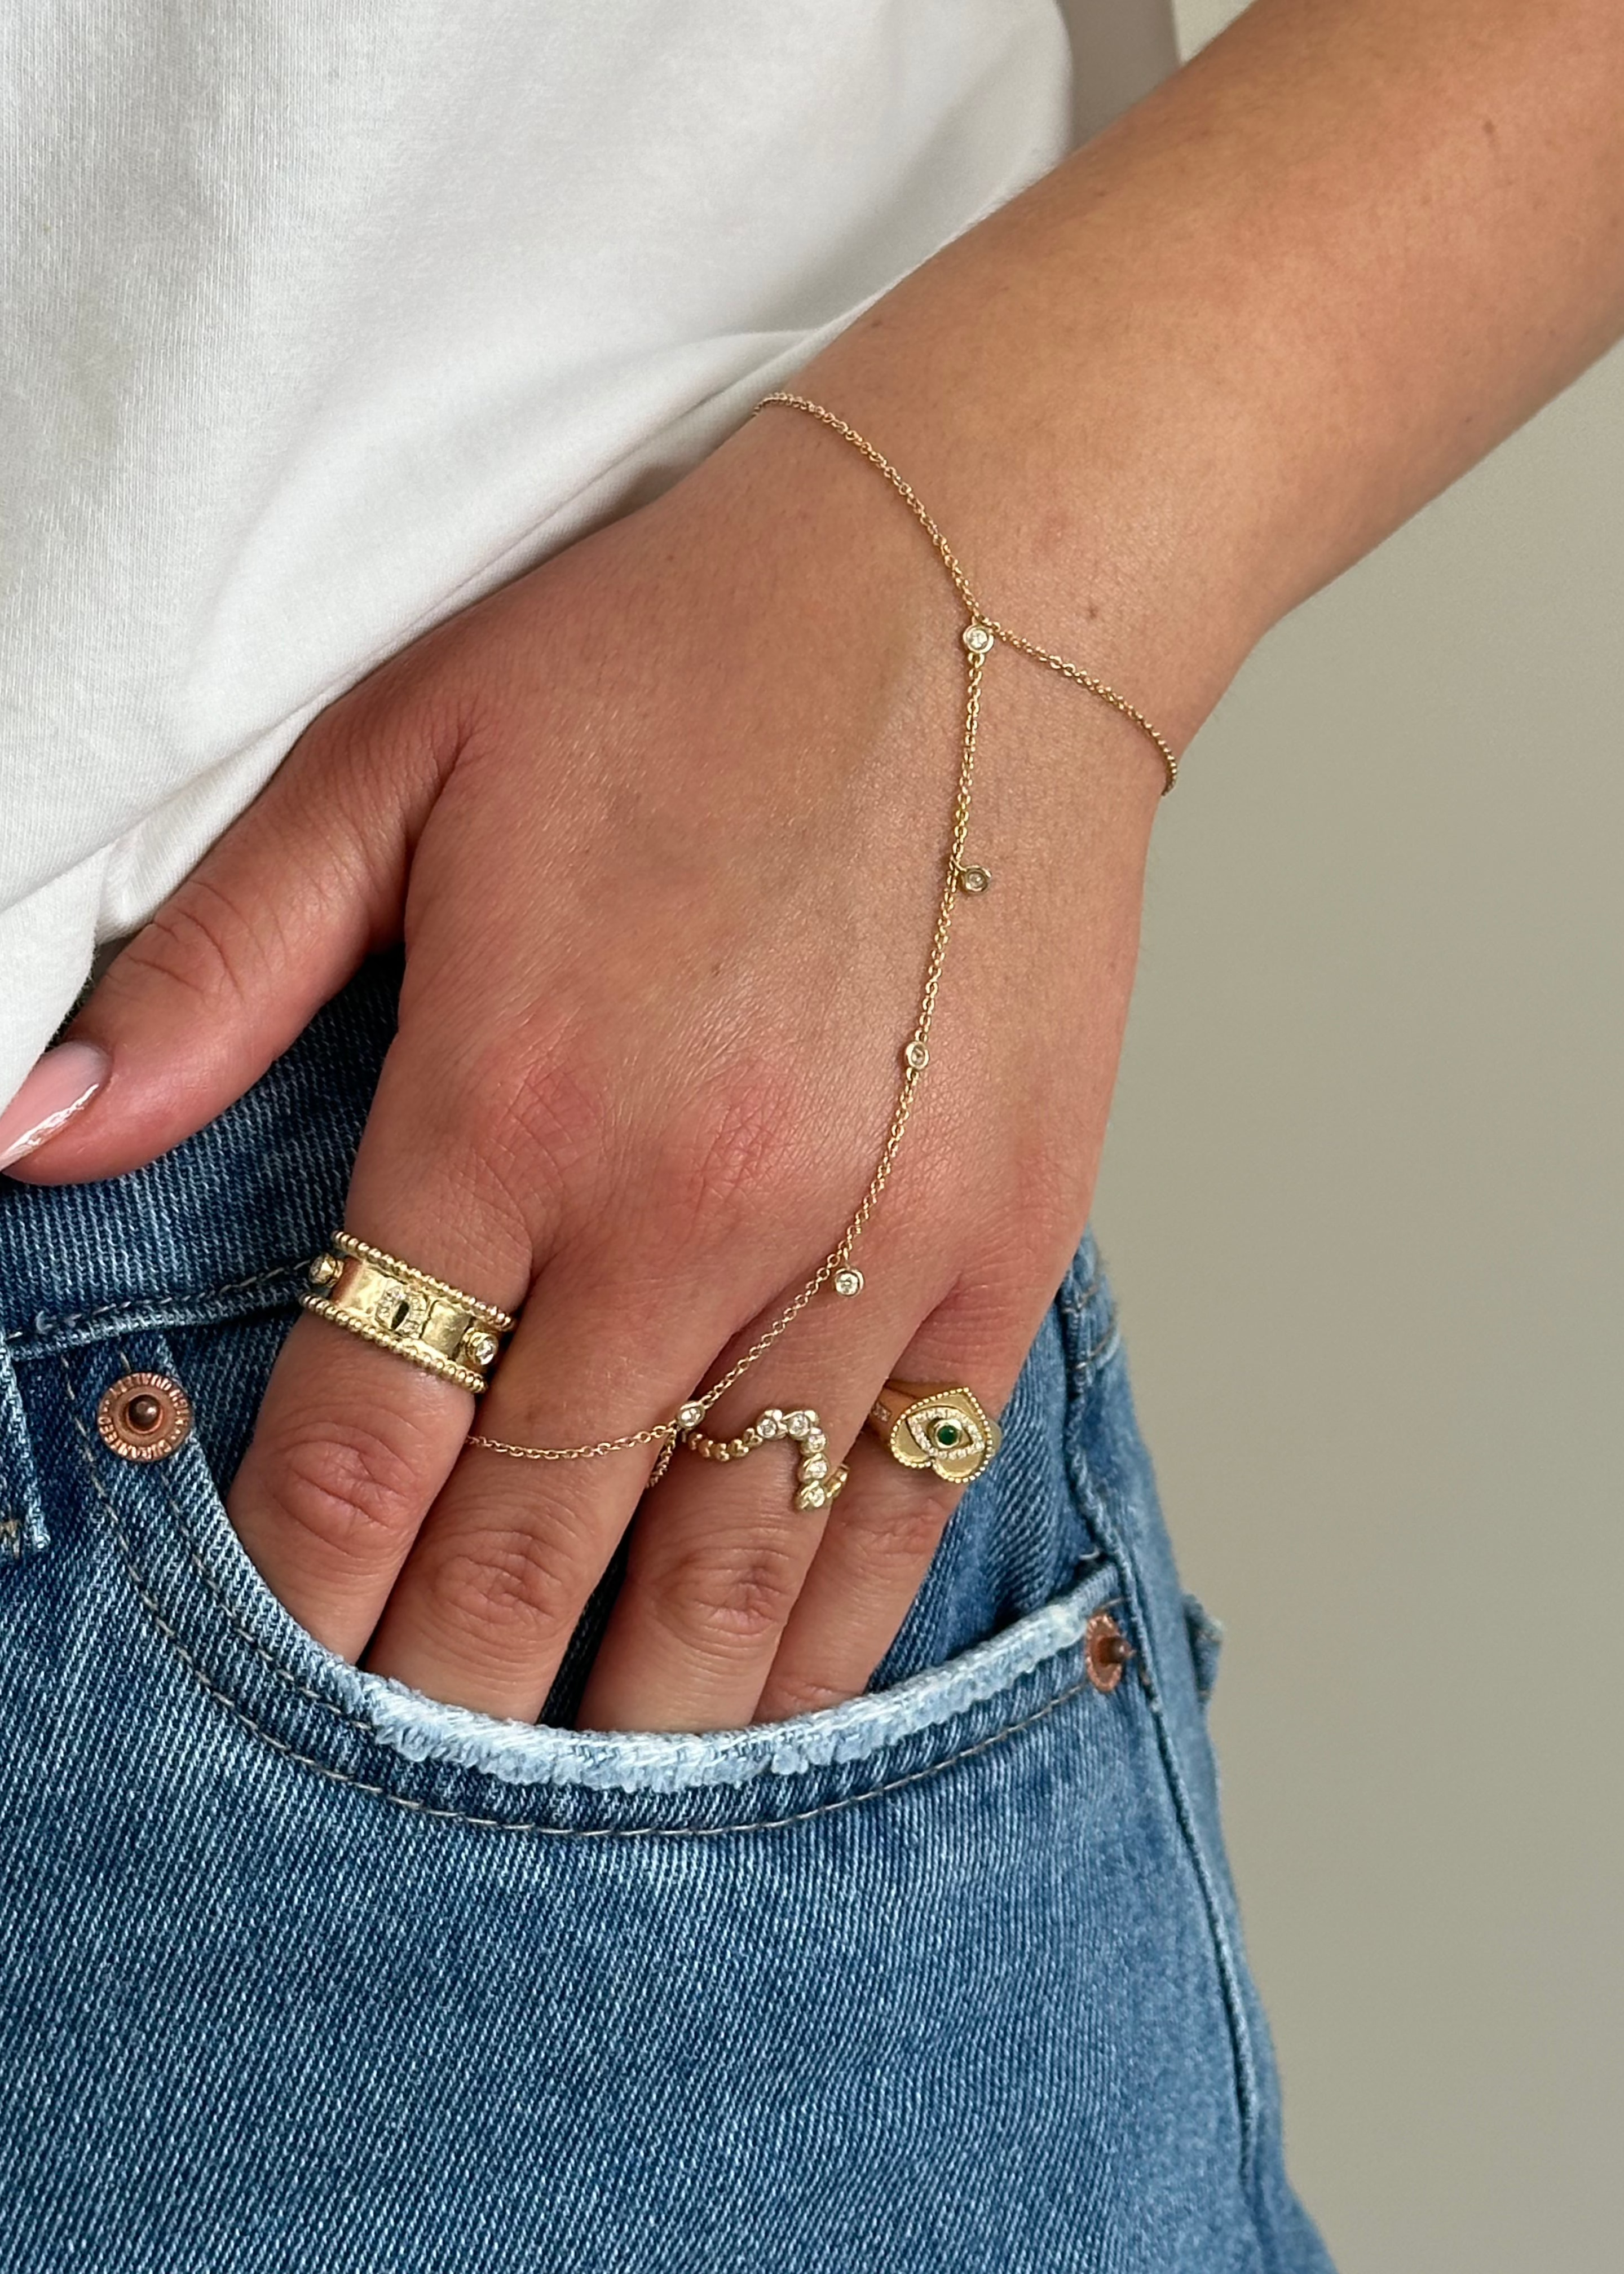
[{"x1": 454, "y1": 391, "x2": 1178, "y2": 1471}]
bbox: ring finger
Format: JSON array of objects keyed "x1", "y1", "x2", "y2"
[
  {"x1": 749, "y1": 1425, "x2": 965, "y2": 1721},
  {"x1": 575, "y1": 1271, "x2": 951, "y2": 1733},
  {"x1": 753, "y1": 1286, "x2": 1032, "y2": 1724}
]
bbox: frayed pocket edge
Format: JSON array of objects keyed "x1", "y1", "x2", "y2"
[
  {"x1": 360, "y1": 1557, "x2": 1116, "y2": 1791},
  {"x1": 167, "y1": 1408, "x2": 1116, "y2": 1793}
]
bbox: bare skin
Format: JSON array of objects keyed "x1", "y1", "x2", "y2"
[{"x1": 11, "y1": 0, "x2": 1624, "y2": 1730}]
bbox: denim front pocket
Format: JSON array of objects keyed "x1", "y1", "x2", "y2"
[
  {"x1": 154, "y1": 1237, "x2": 1107, "y2": 1741},
  {"x1": 2, "y1": 1257, "x2": 1307, "y2": 2273},
  {"x1": 50, "y1": 1314, "x2": 1126, "y2": 1838}
]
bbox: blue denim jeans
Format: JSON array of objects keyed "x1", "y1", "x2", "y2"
[{"x1": 0, "y1": 955, "x2": 1331, "y2": 2272}]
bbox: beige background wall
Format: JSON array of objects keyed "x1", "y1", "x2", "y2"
[{"x1": 1094, "y1": 8, "x2": 1624, "y2": 2263}]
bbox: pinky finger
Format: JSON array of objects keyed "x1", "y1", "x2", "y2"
[{"x1": 752, "y1": 1304, "x2": 1023, "y2": 1724}]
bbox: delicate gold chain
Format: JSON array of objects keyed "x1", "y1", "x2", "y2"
[
  {"x1": 468, "y1": 391, "x2": 1177, "y2": 1466},
  {"x1": 756, "y1": 394, "x2": 1179, "y2": 792}
]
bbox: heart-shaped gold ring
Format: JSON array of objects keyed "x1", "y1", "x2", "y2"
[{"x1": 865, "y1": 1383, "x2": 1001, "y2": 1486}]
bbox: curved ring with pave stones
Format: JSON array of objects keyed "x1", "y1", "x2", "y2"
[
  {"x1": 302, "y1": 1231, "x2": 517, "y2": 1396},
  {"x1": 865, "y1": 1383, "x2": 1001, "y2": 1486},
  {"x1": 678, "y1": 1406, "x2": 849, "y2": 1513}
]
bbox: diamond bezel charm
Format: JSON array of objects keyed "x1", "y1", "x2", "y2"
[{"x1": 459, "y1": 1328, "x2": 501, "y2": 1372}]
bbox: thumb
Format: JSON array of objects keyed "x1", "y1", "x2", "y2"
[{"x1": 3, "y1": 699, "x2": 444, "y2": 1183}]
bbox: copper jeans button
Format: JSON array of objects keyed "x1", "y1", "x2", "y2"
[
  {"x1": 96, "y1": 1372, "x2": 193, "y2": 1462},
  {"x1": 1083, "y1": 1610, "x2": 1133, "y2": 1694}
]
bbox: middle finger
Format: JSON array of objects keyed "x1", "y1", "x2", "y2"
[
  {"x1": 574, "y1": 1269, "x2": 946, "y2": 1732},
  {"x1": 362, "y1": 1237, "x2": 779, "y2": 1719}
]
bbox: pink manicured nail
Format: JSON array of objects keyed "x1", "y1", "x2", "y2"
[{"x1": 0, "y1": 1042, "x2": 111, "y2": 1171}]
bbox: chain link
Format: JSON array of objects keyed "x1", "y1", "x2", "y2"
[
  {"x1": 468, "y1": 392, "x2": 1177, "y2": 1466},
  {"x1": 757, "y1": 394, "x2": 1179, "y2": 791}
]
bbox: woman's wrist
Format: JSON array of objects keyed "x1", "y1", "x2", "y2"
[
  {"x1": 785, "y1": 0, "x2": 1624, "y2": 763},
  {"x1": 786, "y1": 217, "x2": 1267, "y2": 764}
]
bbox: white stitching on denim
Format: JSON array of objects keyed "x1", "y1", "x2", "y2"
[
  {"x1": 63, "y1": 1350, "x2": 1109, "y2": 1839},
  {"x1": 69, "y1": 1349, "x2": 378, "y2": 1740},
  {"x1": 1057, "y1": 1375, "x2": 1262, "y2": 2182},
  {"x1": 108, "y1": 1344, "x2": 384, "y2": 1742},
  {"x1": 1058, "y1": 1269, "x2": 1104, "y2": 1315},
  {"x1": 7, "y1": 1263, "x2": 302, "y2": 1346},
  {"x1": 1069, "y1": 1311, "x2": 1120, "y2": 1386},
  {"x1": 173, "y1": 1480, "x2": 378, "y2": 1731}
]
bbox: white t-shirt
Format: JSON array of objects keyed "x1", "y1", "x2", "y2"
[{"x1": 0, "y1": 1, "x2": 1172, "y2": 1117}]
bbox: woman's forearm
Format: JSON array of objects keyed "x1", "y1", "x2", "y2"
[{"x1": 797, "y1": 0, "x2": 1624, "y2": 742}]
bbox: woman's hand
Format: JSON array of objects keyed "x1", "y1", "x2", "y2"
[
  {"x1": 11, "y1": 0, "x2": 1623, "y2": 1731},
  {"x1": 10, "y1": 406, "x2": 1163, "y2": 1730}
]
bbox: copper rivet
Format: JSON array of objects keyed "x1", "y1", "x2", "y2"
[
  {"x1": 1084, "y1": 1610, "x2": 1132, "y2": 1694},
  {"x1": 96, "y1": 1372, "x2": 193, "y2": 1462}
]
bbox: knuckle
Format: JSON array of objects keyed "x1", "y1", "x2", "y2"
[
  {"x1": 930, "y1": 1253, "x2": 1048, "y2": 1361},
  {"x1": 651, "y1": 1535, "x2": 806, "y2": 1656},
  {"x1": 426, "y1": 1526, "x2": 589, "y2": 1662},
  {"x1": 110, "y1": 880, "x2": 262, "y2": 1021},
  {"x1": 1007, "y1": 1119, "x2": 1079, "y2": 1217},
  {"x1": 443, "y1": 1029, "x2": 602, "y2": 1218},
  {"x1": 761, "y1": 1673, "x2": 853, "y2": 1720},
  {"x1": 844, "y1": 1480, "x2": 960, "y2": 1573},
  {"x1": 657, "y1": 1065, "x2": 822, "y2": 1246},
  {"x1": 256, "y1": 1415, "x2": 426, "y2": 1568}
]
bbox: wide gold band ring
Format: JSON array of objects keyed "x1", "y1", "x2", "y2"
[
  {"x1": 301, "y1": 1231, "x2": 517, "y2": 1395},
  {"x1": 865, "y1": 1382, "x2": 1001, "y2": 1486}
]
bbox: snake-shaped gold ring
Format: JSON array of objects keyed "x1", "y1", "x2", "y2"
[{"x1": 678, "y1": 1407, "x2": 848, "y2": 1512}]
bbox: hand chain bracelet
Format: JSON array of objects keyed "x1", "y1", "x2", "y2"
[{"x1": 467, "y1": 390, "x2": 1178, "y2": 1475}]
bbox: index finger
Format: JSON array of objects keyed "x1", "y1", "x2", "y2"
[{"x1": 225, "y1": 1045, "x2": 535, "y2": 1658}]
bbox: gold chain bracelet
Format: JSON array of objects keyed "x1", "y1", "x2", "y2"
[
  {"x1": 468, "y1": 390, "x2": 1177, "y2": 1471},
  {"x1": 759, "y1": 394, "x2": 1179, "y2": 792}
]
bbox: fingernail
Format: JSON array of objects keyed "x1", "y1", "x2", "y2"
[{"x1": 0, "y1": 1042, "x2": 111, "y2": 1171}]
